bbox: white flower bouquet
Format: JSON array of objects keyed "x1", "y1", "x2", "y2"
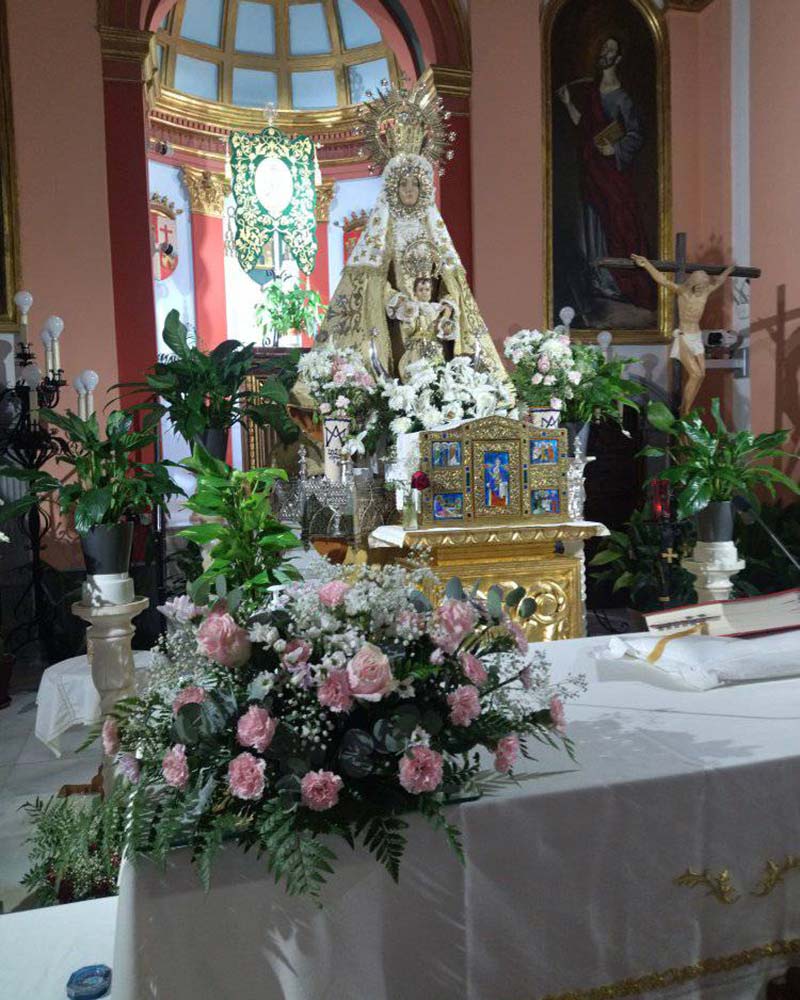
[
  {"x1": 383, "y1": 357, "x2": 517, "y2": 436},
  {"x1": 504, "y1": 327, "x2": 584, "y2": 411},
  {"x1": 104, "y1": 564, "x2": 583, "y2": 898}
]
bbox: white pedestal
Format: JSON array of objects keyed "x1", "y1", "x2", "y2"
[
  {"x1": 683, "y1": 541, "x2": 745, "y2": 603},
  {"x1": 72, "y1": 596, "x2": 149, "y2": 793}
]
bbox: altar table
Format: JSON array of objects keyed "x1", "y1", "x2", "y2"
[{"x1": 112, "y1": 634, "x2": 800, "y2": 1000}]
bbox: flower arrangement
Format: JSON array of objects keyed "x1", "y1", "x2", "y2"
[
  {"x1": 296, "y1": 344, "x2": 386, "y2": 456},
  {"x1": 106, "y1": 564, "x2": 583, "y2": 898},
  {"x1": 383, "y1": 357, "x2": 516, "y2": 436},
  {"x1": 504, "y1": 326, "x2": 582, "y2": 413}
]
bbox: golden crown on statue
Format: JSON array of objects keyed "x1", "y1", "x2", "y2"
[{"x1": 357, "y1": 77, "x2": 457, "y2": 174}]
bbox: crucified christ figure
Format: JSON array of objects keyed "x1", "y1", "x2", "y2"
[{"x1": 631, "y1": 254, "x2": 735, "y2": 415}]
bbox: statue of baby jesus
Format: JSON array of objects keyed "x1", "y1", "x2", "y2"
[{"x1": 385, "y1": 273, "x2": 459, "y2": 381}]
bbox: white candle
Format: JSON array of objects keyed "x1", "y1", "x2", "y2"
[
  {"x1": 22, "y1": 364, "x2": 41, "y2": 422},
  {"x1": 80, "y1": 370, "x2": 99, "y2": 418},
  {"x1": 73, "y1": 374, "x2": 86, "y2": 419},
  {"x1": 46, "y1": 315, "x2": 64, "y2": 375},
  {"x1": 40, "y1": 329, "x2": 54, "y2": 377},
  {"x1": 14, "y1": 290, "x2": 33, "y2": 346}
]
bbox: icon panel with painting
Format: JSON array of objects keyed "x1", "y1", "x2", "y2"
[{"x1": 417, "y1": 417, "x2": 569, "y2": 528}]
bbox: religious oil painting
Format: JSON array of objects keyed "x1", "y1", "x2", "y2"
[
  {"x1": 483, "y1": 451, "x2": 511, "y2": 509},
  {"x1": 530, "y1": 438, "x2": 560, "y2": 465},
  {"x1": 544, "y1": 0, "x2": 670, "y2": 340},
  {"x1": 532, "y1": 489, "x2": 561, "y2": 515},
  {"x1": 433, "y1": 492, "x2": 464, "y2": 521},
  {"x1": 432, "y1": 441, "x2": 462, "y2": 468}
]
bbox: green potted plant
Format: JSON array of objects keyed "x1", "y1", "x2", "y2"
[
  {"x1": 117, "y1": 310, "x2": 299, "y2": 461},
  {"x1": 255, "y1": 279, "x2": 326, "y2": 347},
  {"x1": 643, "y1": 399, "x2": 800, "y2": 542},
  {"x1": 562, "y1": 345, "x2": 640, "y2": 454},
  {"x1": 0, "y1": 408, "x2": 182, "y2": 577}
]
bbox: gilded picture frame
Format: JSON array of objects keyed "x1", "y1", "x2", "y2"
[
  {"x1": 0, "y1": 0, "x2": 20, "y2": 330},
  {"x1": 418, "y1": 417, "x2": 569, "y2": 528},
  {"x1": 542, "y1": 0, "x2": 672, "y2": 344}
]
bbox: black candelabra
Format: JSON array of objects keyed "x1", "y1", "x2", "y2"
[{"x1": 0, "y1": 295, "x2": 69, "y2": 653}]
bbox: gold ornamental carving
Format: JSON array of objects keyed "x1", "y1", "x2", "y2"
[
  {"x1": 674, "y1": 867, "x2": 740, "y2": 905},
  {"x1": 751, "y1": 856, "x2": 800, "y2": 898},
  {"x1": 181, "y1": 167, "x2": 231, "y2": 218},
  {"x1": 315, "y1": 181, "x2": 336, "y2": 224}
]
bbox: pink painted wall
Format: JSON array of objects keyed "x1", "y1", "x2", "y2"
[
  {"x1": 750, "y1": 0, "x2": 800, "y2": 466},
  {"x1": 6, "y1": 0, "x2": 118, "y2": 566}
]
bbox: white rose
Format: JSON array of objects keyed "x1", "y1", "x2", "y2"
[
  {"x1": 319, "y1": 402, "x2": 331, "y2": 414},
  {"x1": 543, "y1": 375, "x2": 556, "y2": 385},
  {"x1": 532, "y1": 373, "x2": 544, "y2": 385}
]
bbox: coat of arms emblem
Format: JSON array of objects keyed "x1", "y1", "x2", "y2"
[{"x1": 150, "y1": 193, "x2": 182, "y2": 281}]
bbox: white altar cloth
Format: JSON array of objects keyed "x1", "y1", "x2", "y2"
[
  {"x1": 35, "y1": 651, "x2": 152, "y2": 756},
  {"x1": 113, "y1": 634, "x2": 800, "y2": 1000}
]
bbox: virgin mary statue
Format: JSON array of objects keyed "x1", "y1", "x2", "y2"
[{"x1": 314, "y1": 82, "x2": 507, "y2": 384}]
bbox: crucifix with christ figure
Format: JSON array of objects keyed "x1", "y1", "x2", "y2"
[{"x1": 597, "y1": 233, "x2": 761, "y2": 415}]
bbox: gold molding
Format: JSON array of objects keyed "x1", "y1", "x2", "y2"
[
  {"x1": 421, "y1": 65, "x2": 472, "y2": 100},
  {"x1": 540, "y1": 938, "x2": 800, "y2": 1000},
  {"x1": 404, "y1": 521, "x2": 607, "y2": 548},
  {"x1": 181, "y1": 166, "x2": 231, "y2": 217},
  {"x1": 315, "y1": 181, "x2": 335, "y2": 224},
  {"x1": 0, "y1": 0, "x2": 20, "y2": 329},
  {"x1": 674, "y1": 867, "x2": 740, "y2": 905},
  {"x1": 98, "y1": 25, "x2": 155, "y2": 64},
  {"x1": 668, "y1": 0, "x2": 716, "y2": 10},
  {"x1": 541, "y1": 0, "x2": 672, "y2": 344}
]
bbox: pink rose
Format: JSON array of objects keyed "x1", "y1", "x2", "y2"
[
  {"x1": 494, "y1": 734, "x2": 520, "y2": 774},
  {"x1": 549, "y1": 696, "x2": 567, "y2": 735},
  {"x1": 282, "y1": 638, "x2": 312, "y2": 670},
  {"x1": 507, "y1": 621, "x2": 529, "y2": 654},
  {"x1": 459, "y1": 652, "x2": 488, "y2": 687},
  {"x1": 117, "y1": 753, "x2": 140, "y2": 784},
  {"x1": 162, "y1": 744, "x2": 190, "y2": 790},
  {"x1": 301, "y1": 770, "x2": 344, "y2": 811},
  {"x1": 318, "y1": 580, "x2": 351, "y2": 608},
  {"x1": 447, "y1": 684, "x2": 482, "y2": 727},
  {"x1": 227, "y1": 752, "x2": 266, "y2": 801},
  {"x1": 347, "y1": 643, "x2": 394, "y2": 701},
  {"x1": 172, "y1": 685, "x2": 207, "y2": 716},
  {"x1": 431, "y1": 599, "x2": 477, "y2": 655},
  {"x1": 237, "y1": 705, "x2": 277, "y2": 753},
  {"x1": 101, "y1": 717, "x2": 119, "y2": 756},
  {"x1": 317, "y1": 669, "x2": 354, "y2": 713},
  {"x1": 537, "y1": 354, "x2": 551, "y2": 374},
  {"x1": 399, "y1": 746, "x2": 444, "y2": 795},
  {"x1": 197, "y1": 609, "x2": 251, "y2": 668}
]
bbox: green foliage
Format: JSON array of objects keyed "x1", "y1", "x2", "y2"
[
  {"x1": 562, "y1": 345, "x2": 641, "y2": 425},
  {"x1": 255, "y1": 280, "x2": 326, "y2": 346},
  {"x1": 21, "y1": 789, "x2": 125, "y2": 906},
  {"x1": 179, "y1": 444, "x2": 301, "y2": 601},
  {"x1": 732, "y1": 499, "x2": 800, "y2": 596},
  {"x1": 259, "y1": 799, "x2": 336, "y2": 899},
  {"x1": 0, "y1": 407, "x2": 182, "y2": 532},
  {"x1": 643, "y1": 398, "x2": 800, "y2": 519},
  {"x1": 115, "y1": 309, "x2": 299, "y2": 445},
  {"x1": 589, "y1": 508, "x2": 697, "y2": 612},
  {"x1": 356, "y1": 814, "x2": 410, "y2": 883}
]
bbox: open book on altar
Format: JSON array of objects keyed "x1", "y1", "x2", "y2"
[{"x1": 644, "y1": 588, "x2": 800, "y2": 638}]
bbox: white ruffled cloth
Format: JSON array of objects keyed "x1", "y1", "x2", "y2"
[{"x1": 596, "y1": 630, "x2": 800, "y2": 691}]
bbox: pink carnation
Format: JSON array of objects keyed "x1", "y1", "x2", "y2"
[
  {"x1": 117, "y1": 753, "x2": 140, "y2": 784},
  {"x1": 101, "y1": 717, "x2": 119, "y2": 756},
  {"x1": 282, "y1": 638, "x2": 312, "y2": 670},
  {"x1": 447, "y1": 684, "x2": 482, "y2": 727},
  {"x1": 507, "y1": 621, "x2": 529, "y2": 654},
  {"x1": 549, "y1": 696, "x2": 567, "y2": 735},
  {"x1": 197, "y1": 609, "x2": 251, "y2": 668},
  {"x1": 318, "y1": 580, "x2": 351, "y2": 608},
  {"x1": 347, "y1": 643, "x2": 394, "y2": 701},
  {"x1": 227, "y1": 752, "x2": 266, "y2": 801},
  {"x1": 301, "y1": 770, "x2": 344, "y2": 812},
  {"x1": 172, "y1": 685, "x2": 207, "y2": 716},
  {"x1": 459, "y1": 652, "x2": 488, "y2": 687},
  {"x1": 162, "y1": 744, "x2": 190, "y2": 790},
  {"x1": 494, "y1": 734, "x2": 520, "y2": 774},
  {"x1": 236, "y1": 705, "x2": 277, "y2": 753},
  {"x1": 399, "y1": 746, "x2": 444, "y2": 795},
  {"x1": 317, "y1": 669, "x2": 354, "y2": 713},
  {"x1": 431, "y1": 599, "x2": 477, "y2": 655}
]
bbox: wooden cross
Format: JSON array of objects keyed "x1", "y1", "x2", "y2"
[{"x1": 597, "y1": 232, "x2": 762, "y2": 410}]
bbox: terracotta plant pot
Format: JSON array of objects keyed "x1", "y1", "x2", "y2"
[
  {"x1": 195, "y1": 427, "x2": 229, "y2": 462},
  {"x1": 696, "y1": 501, "x2": 735, "y2": 543},
  {"x1": 80, "y1": 522, "x2": 134, "y2": 576}
]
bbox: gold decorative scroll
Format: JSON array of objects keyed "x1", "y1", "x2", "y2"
[
  {"x1": 751, "y1": 856, "x2": 800, "y2": 898},
  {"x1": 674, "y1": 867, "x2": 740, "y2": 905},
  {"x1": 181, "y1": 167, "x2": 231, "y2": 218},
  {"x1": 315, "y1": 181, "x2": 335, "y2": 224}
]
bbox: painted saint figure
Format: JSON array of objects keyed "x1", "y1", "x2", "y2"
[
  {"x1": 484, "y1": 454, "x2": 510, "y2": 508},
  {"x1": 558, "y1": 36, "x2": 655, "y2": 311}
]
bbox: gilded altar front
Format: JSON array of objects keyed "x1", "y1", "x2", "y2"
[{"x1": 368, "y1": 520, "x2": 608, "y2": 643}]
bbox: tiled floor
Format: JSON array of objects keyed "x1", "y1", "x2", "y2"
[{"x1": 0, "y1": 688, "x2": 102, "y2": 912}]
